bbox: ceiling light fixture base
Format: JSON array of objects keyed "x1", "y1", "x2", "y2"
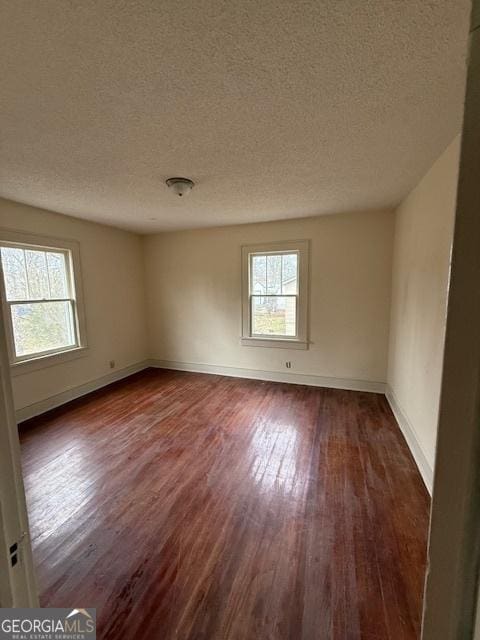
[{"x1": 166, "y1": 177, "x2": 195, "y2": 197}]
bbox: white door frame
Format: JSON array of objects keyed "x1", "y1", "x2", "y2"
[
  {"x1": 0, "y1": 307, "x2": 38, "y2": 606},
  {"x1": 422, "y1": 2, "x2": 480, "y2": 637}
]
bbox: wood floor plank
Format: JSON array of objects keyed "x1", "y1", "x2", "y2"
[{"x1": 19, "y1": 369, "x2": 430, "y2": 639}]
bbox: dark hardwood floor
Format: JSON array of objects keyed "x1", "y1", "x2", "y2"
[{"x1": 20, "y1": 369, "x2": 430, "y2": 640}]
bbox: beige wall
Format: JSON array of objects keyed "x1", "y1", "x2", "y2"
[
  {"x1": 0, "y1": 198, "x2": 148, "y2": 413},
  {"x1": 144, "y1": 210, "x2": 394, "y2": 385},
  {"x1": 387, "y1": 137, "x2": 460, "y2": 472}
]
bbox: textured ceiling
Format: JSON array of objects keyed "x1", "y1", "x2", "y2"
[{"x1": 0, "y1": 0, "x2": 470, "y2": 233}]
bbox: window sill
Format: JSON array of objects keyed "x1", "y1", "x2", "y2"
[
  {"x1": 240, "y1": 337, "x2": 309, "y2": 350},
  {"x1": 10, "y1": 345, "x2": 88, "y2": 377}
]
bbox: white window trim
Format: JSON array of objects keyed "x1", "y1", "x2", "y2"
[
  {"x1": 241, "y1": 240, "x2": 309, "y2": 349},
  {"x1": 0, "y1": 228, "x2": 88, "y2": 375}
]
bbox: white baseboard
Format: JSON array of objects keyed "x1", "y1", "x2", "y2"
[
  {"x1": 148, "y1": 359, "x2": 386, "y2": 394},
  {"x1": 16, "y1": 360, "x2": 150, "y2": 423},
  {"x1": 386, "y1": 386, "x2": 434, "y2": 494}
]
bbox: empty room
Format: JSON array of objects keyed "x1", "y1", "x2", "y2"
[{"x1": 1, "y1": 1, "x2": 479, "y2": 639}]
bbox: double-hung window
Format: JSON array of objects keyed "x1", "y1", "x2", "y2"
[
  {"x1": 241, "y1": 240, "x2": 309, "y2": 349},
  {"x1": 0, "y1": 232, "x2": 86, "y2": 367}
]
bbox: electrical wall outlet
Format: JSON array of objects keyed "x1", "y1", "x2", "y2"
[
  {"x1": 109, "y1": 360, "x2": 115, "y2": 369},
  {"x1": 285, "y1": 361, "x2": 292, "y2": 369}
]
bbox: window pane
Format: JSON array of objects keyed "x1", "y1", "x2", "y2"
[
  {"x1": 10, "y1": 301, "x2": 76, "y2": 357},
  {"x1": 25, "y1": 249, "x2": 50, "y2": 299},
  {"x1": 0, "y1": 247, "x2": 28, "y2": 301},
  {"x1": 47, "y1": 251, "x2": 69, "y2": 298},
  {"x1": 251, "y1": 296, "x2": 296, "y2": 336},
  {"x1": 282, "y1": 253, "x2": 298, "y2": 294},
  {"x1": 251, "y1": 255, "x2": 266, "y2": 295},
  {"x1": 266, "y1": 255, "x2": 282, "y2": 294}
]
